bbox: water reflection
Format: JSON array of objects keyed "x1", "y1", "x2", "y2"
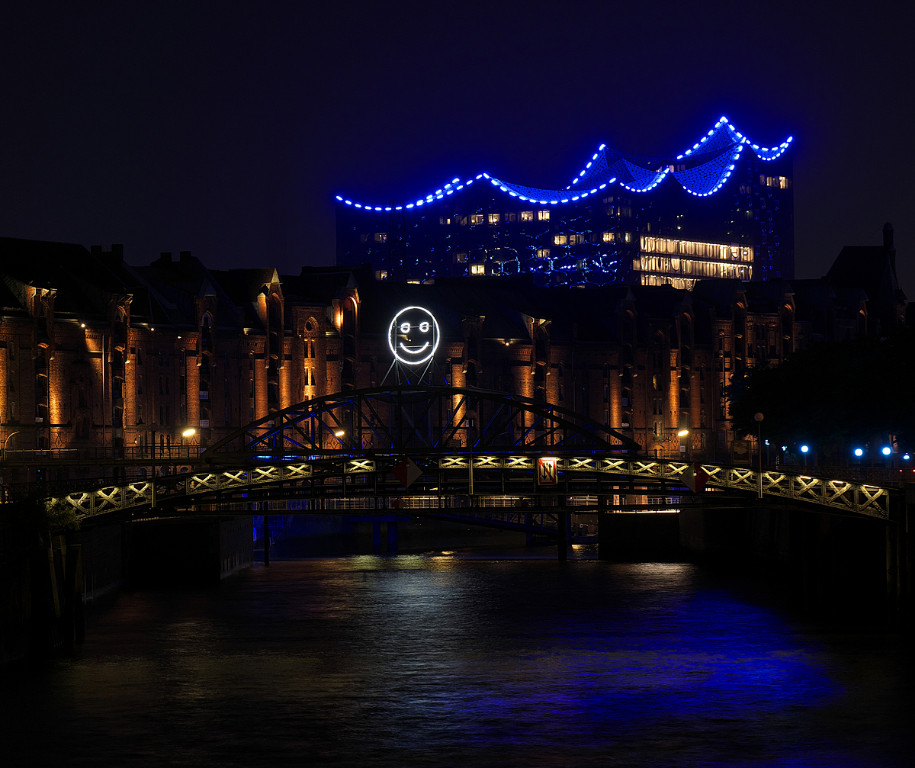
[{"x1": 2, "y1": 555, "x2": 912, "y2": 767}]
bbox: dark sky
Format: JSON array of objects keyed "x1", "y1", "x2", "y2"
[{"x1": 2, "y1": 2, "x2": 913, "y2": 292}]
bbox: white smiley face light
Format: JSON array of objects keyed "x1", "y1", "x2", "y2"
[{"x1": 388, "y1": 306, "x2": 440, "y2": 366}]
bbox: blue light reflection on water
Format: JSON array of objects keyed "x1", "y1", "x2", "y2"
[
  {"x1": 3, "y1": 556, "x2": 913, "y2": 768},
  {"x1": 317, "y1": 560, "x2": 843, "y2": 765}
]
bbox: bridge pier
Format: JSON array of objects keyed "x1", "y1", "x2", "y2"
[
  {"x1": 679, "y1": 501, "x2": 912, "y2": 625},
  {"x1": 371, "y1": 518, "x2": 400, "y2": 555},
  {"x1": 127, "y1": 516, "x2": 253, "y2": 588},
  {"x1": 263, "y1": 515, "x2": 270, "y2": 566},
  {"x1": 597, "y1": 511, "x2": 681, "y2": 561},
  {"x1": 557, "y1": 510, "x2": 569, "y2": 561},
  {"x1": 388, "y1": 520, "x2": 399, "y2": 555},
  {"x1": 887, "y1": 486, "x2": 914, "y2": 627},
  {"x1": 372, "y1": 519, "x2": 381, "y2": 553}
]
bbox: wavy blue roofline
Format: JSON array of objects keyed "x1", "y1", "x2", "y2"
[{"x1": 335, "y1": 116, "x2": 792, "y2": 211}]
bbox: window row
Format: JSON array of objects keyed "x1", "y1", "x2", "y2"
[
  {"x1": 637, "y1": 255, "x2": 753, "y2": 280},
  {"x1": 760, "y1": 175, "x2": 790, "y2": 189},
  {"x1": 640, "y1": 236, "x2": 753, "y2": 262},
  {"x1": 438, "y1": 210, "x2": 553, "y2": 226}
]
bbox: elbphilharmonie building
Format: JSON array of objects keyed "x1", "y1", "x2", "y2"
[{"x1": 336, "y1": 117, "x2": 793, "y2": 288}]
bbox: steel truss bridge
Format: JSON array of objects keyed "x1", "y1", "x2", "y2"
[{"x1": 36, "y1": 386, "x2": 892, "y2": 524}]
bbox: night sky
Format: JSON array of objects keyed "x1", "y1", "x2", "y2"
[{"x1": 2, "y1": 2, "x2": 913, "y2": 292}]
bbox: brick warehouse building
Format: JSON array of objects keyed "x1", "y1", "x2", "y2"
[{"x1": 0, "y1": 229, "x2": 906, "y2": 492}]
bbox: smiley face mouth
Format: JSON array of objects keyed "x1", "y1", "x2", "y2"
[{"x1": 399, "y1": 342, "x2": 430, "y2": 355}]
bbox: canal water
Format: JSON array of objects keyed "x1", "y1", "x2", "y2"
[{"x1": 2, "y1": 550, "x2": 913, "y2": 767}]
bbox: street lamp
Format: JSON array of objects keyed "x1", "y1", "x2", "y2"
[
  {"x1": 753, "y1": 413, "x2": 764, "y2": 499},
  {"x1": 800, "y1": 443, "x2": 809, "y2": 469},
  {"x1": 677, "y1": 429, "x2": 689, "y2": 459},
  {"x1": 181, "y1": 427, "x2": 197, "y2": 457}
]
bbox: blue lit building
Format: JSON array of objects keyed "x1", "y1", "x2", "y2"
[{"x1": 336, "y1": 117, "x2": 794, "y2": 288}]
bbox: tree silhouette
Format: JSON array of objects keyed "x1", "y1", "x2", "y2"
[{"x1": 729, "y1": 329, "x2": 915, "y2": 462}]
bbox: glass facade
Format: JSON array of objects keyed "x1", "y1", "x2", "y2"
[{"x1": 336, "y1": 118, "x2": 794, "y2": 288}]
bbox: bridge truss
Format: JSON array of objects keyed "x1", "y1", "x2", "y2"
[{"x1": 202, "y1": 385, "x2": 641, "y2": 460}]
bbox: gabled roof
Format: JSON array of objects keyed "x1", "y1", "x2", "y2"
[{"x1": 0, "y1": 237, "x2": 138, "y2": 318}]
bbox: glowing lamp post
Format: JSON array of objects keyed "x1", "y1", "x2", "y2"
[
  {"x1": 677, "y1": 428, "x2": 689, "y2": 459},
  {"x1": 181, "y1": 427, "x2": 197, "y2": 457},
  {"x1": 753, "y1": 413, "x2": 764, "y2": 499}
]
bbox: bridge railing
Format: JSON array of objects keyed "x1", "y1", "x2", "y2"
[{"x1": 29, "y1": 453, "x2": 894, "y2": 522}]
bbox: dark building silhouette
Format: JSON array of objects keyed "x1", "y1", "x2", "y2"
[
  {"x1": 825, "y1": 222, "x2": 907, "y2": 337},
  {"x1": 336, "y1": 117, "x2": 794, "y2": 287}
]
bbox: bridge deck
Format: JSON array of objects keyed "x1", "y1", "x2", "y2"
[{"x1": 31, "y1": 455, "x2": 892, "y2": 521}]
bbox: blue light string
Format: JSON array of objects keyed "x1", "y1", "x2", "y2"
[{"x1": 335, "y1": 117, "x2": 792, "y2": 210}]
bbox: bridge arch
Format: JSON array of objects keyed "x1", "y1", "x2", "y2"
[{"x1": 201, "y1": 385, "x2": 641, "y2": 463}]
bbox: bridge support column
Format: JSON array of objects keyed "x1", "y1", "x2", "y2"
[
  {"x1": 263, "y1": 515, "x2": 270, "y2": 566},
  {"x1": 372, "y1": 519, "x2": 382, "y2": 554},
  {"x1": 387, "y1": 521, "x2": 399, "y2": 555},
  {"x1": 887, "y1": 487, "x2": 914, "y2": 627},
  {"x1": 599, "y1": 510, "x2": 681, "y2": 561},
  {"x1": 557, "y1": 509, "x2": 570, "y2": 561}
]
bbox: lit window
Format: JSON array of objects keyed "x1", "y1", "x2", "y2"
[
  {"x1": 602, "y1": 231, "x2": 615, "y2": 243},
  {"x1": 488, "y1": 213, "x2": 500, "y2": 224},
  {"x1": 374, "y1": 232, "x2": 387, "y2": 243},
  {"x1": 439, "y1": 216, "x2": 451, "y2": 225},
  {"x1": 375, "y1": 270, "x2": 388, "y2": 280},
  {"x1": 536, "y1": 248, "x2": 551, "y2": 259},
  {"x1": 778, "y1": 176, "x2": 790, "y2": 189},
  {"x1": 470, "y1": 214, "x2": 484, "y2": 225},
  {"x1": 569, "y1": 234, "x2": 584, "y2": 245},
  {"x1": 623, "y1": 232, "x2": 632, "y2": 243},
  {"x1": 538, "y1": 210, "x2": 550, "y2": 221},
  {"x1": 553, "y1": 234, "x2": 567, "y2": 245},
  {"x1": 470, "y1": 263, "x2": 485, "y2": 275},
  {"x1": 520, "y1": 211, "x2": 534, "y2": 222},
  {"x1": 454, "y1": 252, "x2": 468, "y2": 263}
]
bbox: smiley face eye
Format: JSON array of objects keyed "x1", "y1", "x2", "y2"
[
  {"x1": 419, "y1": 321, "x2": 430, "y2": 333},
  {"x1": 400, "y1": 322, "x2": 410, "y2": 334}
]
